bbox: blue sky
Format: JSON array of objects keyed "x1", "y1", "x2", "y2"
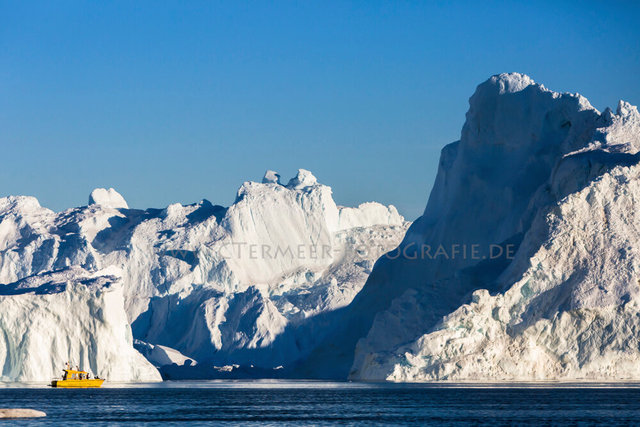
[{"x1": 1, "y1": 1, "x2": 639, "y2": 220}]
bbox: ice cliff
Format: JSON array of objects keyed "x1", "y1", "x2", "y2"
[
  {"x1": 343, "y1": 73, "x2": 640, "y2": 381},
  {"x1": 0, "y1": 170, "x2": 407, "y2": 381},
  {"x1": 0, "y1": 267, "x2": 160, "y2": 382}
]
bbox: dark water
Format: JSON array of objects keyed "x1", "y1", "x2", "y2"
[{"x1": 2, "y1": 381, "x2": 640, "y2": 425}]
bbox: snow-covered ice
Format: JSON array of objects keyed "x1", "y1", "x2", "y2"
[
  {"x1": 2, "y1": 72, "x2": 639, "y2": 383},
  {"x1": 0, "y1": 409, "x2": 47, "y2": 418},
  {"x1": 134, "y1": 340, "x2": 196, "y2": 368},
  {"x1": 88, "y1": 188, "x2": 129, "y2": 209},
  {"x1": 0, "y1": 267, "x2": 160, "y2": 382},
  {"x1": 0, "y1": 169, "x2": 407, "y2": 381},
  {"x1": 347, "y1": 73, "x2": 640, "y2": 381}
]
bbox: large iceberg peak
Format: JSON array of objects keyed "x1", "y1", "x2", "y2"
[
  {"x1": 286, "y1": 169, "x2": 318, "y2": 189},
  {"x1": 461, "y1": 71, "x2": 601, "y2": 157},
  {"x1": 487, "y1": 72, "x2": 536, "y2": 94},
  {"x1": 419, "y1": 72, "x2": 603, "y2": 247},
  {"x1": 89, "y1": 188, "x2": 129, "y2": 209},
  {"x1": 342, "y1": 74, "x2": 640, "y2": 382},
  {"x1": 469, "y1": 73, "x2": 598, "y2": 121}
]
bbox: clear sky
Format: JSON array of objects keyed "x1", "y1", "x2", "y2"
[{"x1": 1, "y1": 1, "x2": 639, "y2": 220}]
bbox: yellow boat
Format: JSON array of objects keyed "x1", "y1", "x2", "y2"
[{"x1": 51, "y1": 368, "x2": 104, "y2": 388}]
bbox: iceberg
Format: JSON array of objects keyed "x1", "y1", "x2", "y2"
[
  {"x1": 0, "y1": 267, "x2": 160, "y2": 382},
  {"x1": 346, "y1": 73, "x2": 640, "y2": 381},
  {"x1": 3, "y1": 72, "x2": 638, "y2": 383},
  {"x1": 0, "y1": 170, "x2": 406, "y2": 380}
]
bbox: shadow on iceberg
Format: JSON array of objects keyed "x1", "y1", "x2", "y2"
[{"x1": 292, "y1": 73, "x2": 640, "y2": 380}]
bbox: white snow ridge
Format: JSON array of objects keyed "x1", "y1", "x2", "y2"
[{"x1": 1, "y1": 72, "x2": 639, "y2": 383}]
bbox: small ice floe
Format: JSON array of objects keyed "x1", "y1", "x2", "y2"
[{"x1": 0, "y1": 408, "x2": 46, "y2": 418}]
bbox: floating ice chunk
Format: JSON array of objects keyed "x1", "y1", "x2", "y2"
[
  {"x1": 134, "y1": 341, "x2": 196, "y2": 367},
  {"x1": 0, "y1": 409, "x2": 46, "y2": 418}
]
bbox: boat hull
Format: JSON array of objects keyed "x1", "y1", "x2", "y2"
[{"x1": 50, "y1": 379, "x2": 104, "y2": 388}]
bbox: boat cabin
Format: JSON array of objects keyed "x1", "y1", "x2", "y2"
[{"x1": 62, "y1": 369, "x2": 92, "y2": 380}]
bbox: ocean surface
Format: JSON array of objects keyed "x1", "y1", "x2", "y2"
[{"x1": 2, "y1": 380, "x2": 640, "y2": 425}]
